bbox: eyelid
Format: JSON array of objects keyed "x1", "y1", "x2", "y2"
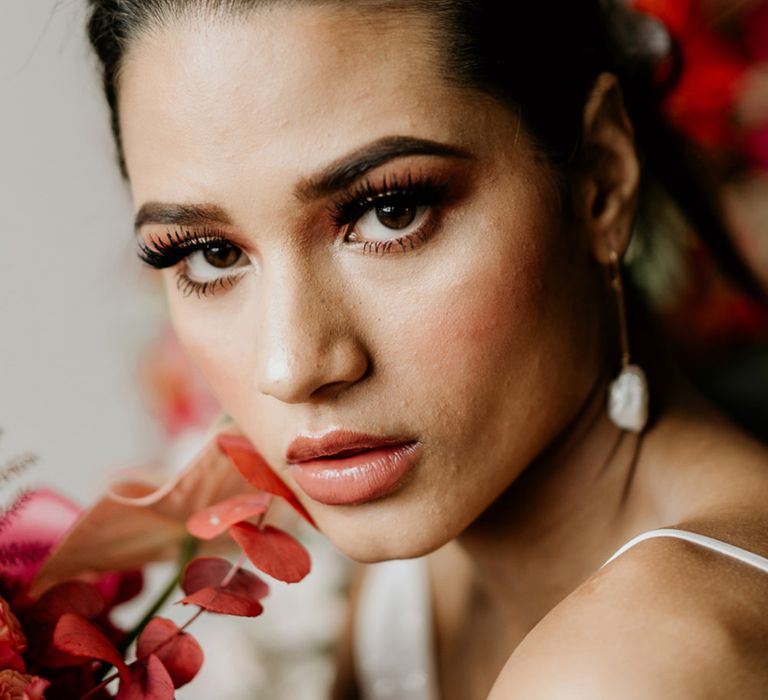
[
  {"x1": 136, "y1": 227, "x2": 241, "y2": 269},
  {"x1": 329, "y1": 171, "x2": 451, "y2": 229}
]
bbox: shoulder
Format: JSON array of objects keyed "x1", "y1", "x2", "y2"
[{"x1": 488, "y1": 518, "x2": 768, "y2": 700}]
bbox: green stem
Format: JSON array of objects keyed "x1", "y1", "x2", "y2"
[{"x1": 118, "y1": 536, "x2": 200, "y2": 655}]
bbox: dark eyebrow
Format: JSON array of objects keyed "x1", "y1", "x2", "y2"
[
  {"x1": 295, "y1": 135, "x2": 472, "y2": 201},
  {"x1": 134, "y1": 136, "x2": 471, "y2": 231},
  {"x1": 134, "y1": 202, "x2": 232, "y2": 232}
]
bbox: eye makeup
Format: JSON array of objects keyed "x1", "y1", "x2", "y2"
[
  {"x1": 136, "y1": 228, "x2": 249, "y2": 298},
  {"x1": 330, "y1": 171, "x2": 450, "y2": 255},
  {"x1": 135, "y1": 168, "x2": 456, "y2": 297}
]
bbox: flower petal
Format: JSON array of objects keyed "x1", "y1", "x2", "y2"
[
  {"x1": 0, "y1": 489, "x2": 80, "y2": 588},
  {"x1": 29, "y1": 499, "x2": 184, "y2": 598},
  {"x1": 30, "y1": 431, "x2": 254, "y2": 597}
]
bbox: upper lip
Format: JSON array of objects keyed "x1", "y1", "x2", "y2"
[{"x1": 285, "y1": 430, "x2": 415, "y2": 464}]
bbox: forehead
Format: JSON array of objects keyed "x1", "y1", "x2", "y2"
[{"x1": 118, "y1": 4, "x2": 510, "y2": 206}]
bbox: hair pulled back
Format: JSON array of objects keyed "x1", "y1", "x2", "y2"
[{"x1": 85, "y1": 0, "x2": 762, "y2": 299}]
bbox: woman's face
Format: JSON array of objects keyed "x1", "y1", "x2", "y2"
[{"x1": 120, "y1": 4, "x2": 603, "y2": 560}]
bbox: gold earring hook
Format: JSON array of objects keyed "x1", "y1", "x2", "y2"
[{"x1": 608, "y1": 248, "x2": 630, "y2": 368}]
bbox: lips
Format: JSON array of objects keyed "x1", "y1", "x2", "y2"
[
  {"x1": 285, "y1": 431, "x2": 421, "y2": 506},
  {"x1": 285, "y1": 431, "x2": 412, "y2": 463}
]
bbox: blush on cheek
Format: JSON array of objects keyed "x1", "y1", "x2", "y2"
[{"x1": 420, "y1": 234, "x2": 549, "y2": 365}]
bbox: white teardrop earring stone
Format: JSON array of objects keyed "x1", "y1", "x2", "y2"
[{"x1": 608, "y1": 364, "x2": 649, "y2": 433}]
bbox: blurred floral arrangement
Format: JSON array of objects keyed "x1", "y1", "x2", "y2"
[
  {"x1": 0, "y1": 426, "x2": 327, "y2": 700},
  {"x1": 631, "y1": 0, "x2": 768, "y2": 334},
  {"x1": 629, "y1": 0, "x2": 768, "y2": 439}
]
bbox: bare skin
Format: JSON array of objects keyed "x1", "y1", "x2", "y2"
[
  {"x1": 332, "y1": 383, "x2": 768, "y2": 700},
  {"x1": 116, "y1": 5, "x2": 768, "y2": 698}
]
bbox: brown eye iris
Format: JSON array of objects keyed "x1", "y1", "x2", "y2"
[
  {"x1": 202, "y1": 243, "x2": 241, "y2": 268},
  {"x1": 375, "y1": 203, "x2": 416, "y2": 230}
]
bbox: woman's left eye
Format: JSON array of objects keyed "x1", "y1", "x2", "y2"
[{"x1": 335, "y1": 176, "x2": 448, "y2": 255}]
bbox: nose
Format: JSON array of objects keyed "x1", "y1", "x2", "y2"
[{"x1": 254, "y1": 263, "x2": 370, "y2": 404}]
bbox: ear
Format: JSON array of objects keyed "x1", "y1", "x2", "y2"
[{"x1": 575, "y1": 72, "x2": 640, "y2": 264}]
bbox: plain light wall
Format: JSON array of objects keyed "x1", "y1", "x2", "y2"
[{"x1": 1, "y1": 0, "x2": 165, "y2": 502}]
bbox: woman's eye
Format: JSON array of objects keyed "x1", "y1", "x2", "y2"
[
  {"x1": 185, "y1": 241, "x2": 249, "y2": 282},
  {"x1": 351, "y1": 200, "x2": 428, "y2": 241}
]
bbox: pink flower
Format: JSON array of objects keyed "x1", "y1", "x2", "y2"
[{"x1": 0, "y1": 490, "x2": 80, "y2": 593}]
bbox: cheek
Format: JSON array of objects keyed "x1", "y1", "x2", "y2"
[
  {"x1": 162, "y1": 275, "x2": 251, "y2": 413},
  {"x1": 382, "y1": 219, "x2": 550, "y2": 416}
]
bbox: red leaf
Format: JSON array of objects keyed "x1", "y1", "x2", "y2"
[
  {"x1": 116, "y1": 654, "x2": 175, "y2": 700},
  {"x1": 179, "y1": 586, "x2": 264, "y2": 617},
  {"x1": 24, "y1": 581, "x2": 108, "y2": 667},
  {"x1": 178, "y1": 557, "x2": 268, "y2": 617},
  {"x1": 31, "y1": 580, "x2": 105, "y2": 622},
  {"x1": 216, "y1": 434, "x2": 316, "y2": 528},
  {"x1": 136, "y1": 617, "x2": 203, "y2": 689},
  {"x1": 228, "y1": 522, "x2": 311, "y2": 583},
  {"x1": 181, "y1": 557, "x2": 269, "y2": 599},
  {"x1": 52, "y1": 613, "x2": 129, "y2": 684},
  {"x1": 186, "y1": 493, "x2": 271, "y2": 540}
]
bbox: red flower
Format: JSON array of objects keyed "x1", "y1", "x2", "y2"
[{"x1": 634, "y1": 0, "x2": 748, "y2": 148}]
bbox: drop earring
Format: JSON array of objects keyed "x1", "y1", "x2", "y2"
[{"x1": 606, "y1": 249, "x2": 648, "y2": 433}]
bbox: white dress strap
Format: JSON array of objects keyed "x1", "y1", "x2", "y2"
[
  {"x1": 354, "y1": 556, "x2": 439, "y2": 700},
  {"x1": 601, "y1": 527, "x2": 768, "y2": 574}
]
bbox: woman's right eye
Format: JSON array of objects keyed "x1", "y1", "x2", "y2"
[
  {"x1": 137, "y1": 231, "x2": 251, "y2": 298},
  {"x1": 184, "y1": 241, "x2": 249, "y2": 283}
]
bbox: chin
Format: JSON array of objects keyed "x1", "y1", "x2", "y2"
[{"x1": 306, "y1": 498, "x2": 455, "y2": 563}]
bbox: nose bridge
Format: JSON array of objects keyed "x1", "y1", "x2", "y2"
[{"x1": 254, "y1": 255, "x2": 368, "y2": 403}]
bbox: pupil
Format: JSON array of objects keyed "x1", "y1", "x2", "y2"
[
  {"x1": 203, "y1": 243, "x2": 240, "y2": 268},
  {"x1": 376, "y1": 203, "x2": 415, "y2": 230}
]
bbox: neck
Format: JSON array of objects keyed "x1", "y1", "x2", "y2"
[{"x1": 455, "y1": 368, "x2": 658, "y2": 636}]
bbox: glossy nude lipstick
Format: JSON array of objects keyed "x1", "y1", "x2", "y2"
[{"x1": 286, "y1": 431, "x2": 421, "y2": 506}]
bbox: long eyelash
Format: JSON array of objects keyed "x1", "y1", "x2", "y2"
[
  {"x1": 360, "y1": 227, "x2": 431, "y2": 256},
  {"x1": 330, "y1": 172, "x2": 450, "y2": 229},
  {"x1": 174, "y1": 272, "x2": 240, "y2": 299},
  {"x1": 136, "y1": 226, "x2": 225, "y2": 269}
]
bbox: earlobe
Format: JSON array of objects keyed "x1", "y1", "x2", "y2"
[{"x1": 577, "y1": 72, "x2": 641, "y2": 265}]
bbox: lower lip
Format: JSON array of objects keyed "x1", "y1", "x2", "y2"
[{"x1": 288, "y1": 441, "x2": 422, "y2": 506}]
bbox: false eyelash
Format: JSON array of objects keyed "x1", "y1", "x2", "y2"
[
  {"x1": 329, "y1": 172, "x2": 450, "y2": 229},
  {"x1": 174, "y1": 272, "x2": 240, "y2": 299},
  {"x1": 136, "y1": 226, "x2": 228, "y2": 269}
]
